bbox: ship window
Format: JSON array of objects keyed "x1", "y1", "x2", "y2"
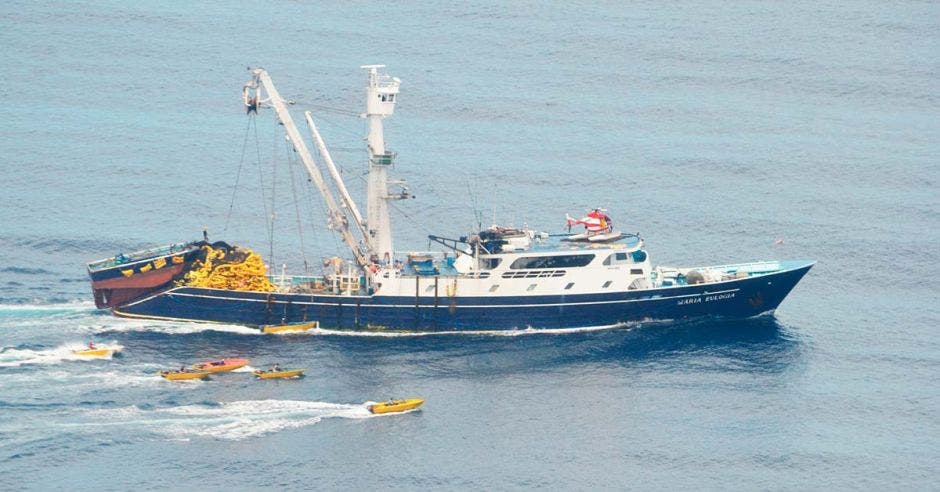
[
  {"x1": 510, "y1": 254, "x2": 595, "y2": 270},
  {"x1": 481, "y1": 258, "x2": 502, "y2": 270},
  {"x1": 603, "y1": 252, "x2": 630, "y2": 265},
  {"x1": 602, "y1": 281, "x2": 612, "y2": 288},
  {"x1": 425, "y1": 285, "x2": 435, "y2": 293},
  {"x1": 630, "y1": 269, "x2": 643, "y2": 275},
  {"x1": 501, "y1": 270, "x2": 565, "y2": 279},
  {"x1": 489, "y1": 284, "x2": 499, "y2": 292},
  {"x1": 527, "y1": 284, "x2": 537, "y2": 291},
  {"x1": 564, "y1": 282, "x2": 574, "y2": 290}
]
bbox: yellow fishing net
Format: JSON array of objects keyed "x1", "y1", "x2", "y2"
[{"x1": 177, "y1": 245, "x2": 275, "y2": 292}]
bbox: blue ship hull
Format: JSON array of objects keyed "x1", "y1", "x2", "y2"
[{"x1": 112, "y1": 261, "x2": 814, "y2": 331}]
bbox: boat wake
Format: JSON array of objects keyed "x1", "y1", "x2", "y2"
[
  {"x1": 83, "y1": 319, "x2": 261, "y2": 336},
  {"x1": 0, "y1": 300, "x2": 98, "y2": 317},
  {"x1": 0, "y1": 342, "x2": 123, "y2": 367},
  {"x1": 75, "y1": 319, "x2": 645, "y2": 339},
  {"x1": 83, "y1": 399, "x2": 386, "y2": 440},
  {"x1": 2, "y1": 369, "x2": 169, "y2": 398},
  {"x1": 301, "y1": 322, "x2": 642, "y2": 338}
]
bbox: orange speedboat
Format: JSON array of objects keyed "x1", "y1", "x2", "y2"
[{"x1": 191, "y1": 358, "x2": 248, "y2": 373}]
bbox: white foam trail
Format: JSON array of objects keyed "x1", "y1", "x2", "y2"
[
  {"x1": 72, "y1": 315, "x2": 645, "y2": 338},
  {"x1": 0, "y1": 341, "x2": 123, "y2": 367},
  {"x1": 72, "y1": 369, "x2": 163, "y2": 388},
  {"x1": 79, "y1": 319, "x2": 261, "y2": 336},
  {"x1": 0, "y1": 300, "x2": 97, "y2": 313},
  {"x1": 303, "y1": 322, "x2": 638, "y2": 338},
  {"x1": 3, "y1": 368, "x2": 168, "y2": 394},
  {"x1": 85, "y1": 399, "x2": 385, "y2": 440}
]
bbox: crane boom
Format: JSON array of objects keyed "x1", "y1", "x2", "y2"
[
  {"x1": 243, "y1": 68, "x2": 371, "y2": 270},
  {"x1": 304, "y1": 111, "x2": 371, "y2": 245}
]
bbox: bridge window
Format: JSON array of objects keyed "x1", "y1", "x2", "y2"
[
  {"x1": 481, "y1": 258, "x2": 502, "y2": 270},
  {"x1": 603, "y1": 252, "x2": 630, "y2": 265},
  {"x1": 510, "y1": 254, "x2": 595, "y2": 270}
]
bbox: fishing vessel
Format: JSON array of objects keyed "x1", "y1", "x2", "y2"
[{"x1": 86, "y1": 66, "x2": 814, "y2": 331}]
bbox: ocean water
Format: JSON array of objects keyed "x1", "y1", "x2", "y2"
[{"x1": 1, "y1": 1, "x2": 938, "y2": 489}]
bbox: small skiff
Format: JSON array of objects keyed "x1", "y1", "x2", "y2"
[
  {"x1": 192, "y1": 358, "x2": 249, "y2": 373},
  {"x1": 73, "y1": 348, "x2": 115, "y2": 357},
  {"x1": 260, "y1": 321, "x2": 319, "y2": 334},
  {"x1": 160, "y1": 371, "x2": 210, "y2": 381},
  {"x1": 253, "y1": 369, "x2": 305, "y2": 379},
  {"x1": 368, "y1": 398, "x2": 425, "y2": 414}
]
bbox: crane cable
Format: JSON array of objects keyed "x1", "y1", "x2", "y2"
[
  {"x1": 284, "y1": 136, "x2": 310, "y2": 274},
  {"x1": 224, "y1": 115, "x2": 255, "y2": 233}
]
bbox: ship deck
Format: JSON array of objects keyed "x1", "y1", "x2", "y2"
[{"x1": 525, "y1": 233, "x2": 641, "y2": 252}]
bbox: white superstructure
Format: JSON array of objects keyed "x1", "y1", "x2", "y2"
[{"x1": 244, "y1": 66, "x2": 662, "y2": 300}]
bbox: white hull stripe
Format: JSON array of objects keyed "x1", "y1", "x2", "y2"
[{"x1": 145, "y1": 287, "x2": 741, "y2": 309}]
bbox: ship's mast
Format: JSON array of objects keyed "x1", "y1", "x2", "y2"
[
  {"x1": 243, "y1": 68, "x2": 371, "y2": 271},
  {"x1": 361, "y1": 65, "x2": 408, "y2": 263}
]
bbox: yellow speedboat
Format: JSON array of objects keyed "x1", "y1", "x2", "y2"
[
  {"x1": 253, "y1": 368, "x2": 305, "y2": 379},
  {"x1": 260, "y1": 321, "x2": 318, "y2": 334},
  {"x1": 368, "y1": 398, "x2": 425, "y2": 414},
  {"x1": 160, "y1": 371, "x2": 210, "y2": 381},
  {"x1": 73, "y1": 347, "x2": 115, "y2": 357}
]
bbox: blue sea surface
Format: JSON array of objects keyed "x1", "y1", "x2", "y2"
[{"x1": 1, "y1": 1, "x2": 938, "y2": 489}]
